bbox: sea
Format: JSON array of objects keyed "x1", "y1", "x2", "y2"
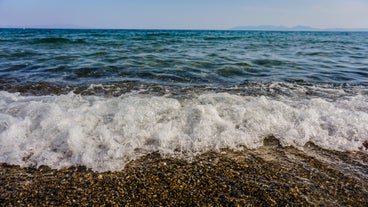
[{"x1": 0, "y1": 29, "x2": 367, "y2": 172}]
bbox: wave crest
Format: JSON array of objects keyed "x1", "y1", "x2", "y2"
[{"x1": 0, "y1": 91, "x2": 367, "y2": 171}]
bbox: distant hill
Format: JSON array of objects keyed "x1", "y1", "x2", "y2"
[
  {"x1": 231, "y1": 25, "x2": 368, "y2": 32},
  {"x1": 0, "y1": 24, "x2": 87, "y2": 29}
]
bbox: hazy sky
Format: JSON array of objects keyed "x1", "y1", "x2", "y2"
[{"x1": 1, "y1": 0, "x2": 368, "y2": 29}]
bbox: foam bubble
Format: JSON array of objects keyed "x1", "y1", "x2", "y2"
[{"x1": 0, "y1": 91, "x2": 367, "y2": 171}]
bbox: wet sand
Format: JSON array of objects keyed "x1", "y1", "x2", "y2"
[{"x1": 1, "y1": 139, "x2": 368, "y2": 206}]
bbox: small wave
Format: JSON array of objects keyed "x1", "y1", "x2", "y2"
[
  {"x1": 296, "y1": 51, "x2": 332, "y2": 56},
  {"x1": 252, "y1": 59, "x2": 287, "y2": 66},
  {"x1": 34, "y1": 37, "x2": 70, "y2": 44},
  {"x1": 32, "y1": 37, "x2": 86, "y2": 44},
  {"x1": 217, "y1": 66, "x2": 248, "y2": 76},
  {"x1": 202, "y1": 36, "x2": 243, "y2": 41},
  {"x1": 0, "y1": 91, "x2": 367, "y2": 171},
  {"x1": 145, "y1": 32, "x2": 172, "y2": 37},
  {"x1": 129, "y1": 32, "x2": 174, "y2": 40}
]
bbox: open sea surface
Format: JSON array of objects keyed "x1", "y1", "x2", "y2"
[{"x1": 0, "y1": 29, "x2": 367, "y2": 172}]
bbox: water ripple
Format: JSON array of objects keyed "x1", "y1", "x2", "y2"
[{"x1": 0, "y1": 29, "x2": 368, "y2": 86}]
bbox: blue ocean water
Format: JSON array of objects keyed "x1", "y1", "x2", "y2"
[
  {"x1": 0, "y1": 29, "x2": 367, "y2": 88},
  {"x1": 0, "y1": 29, "x2": 367, "y2": 171}
]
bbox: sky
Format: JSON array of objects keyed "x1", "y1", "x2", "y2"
[{"x1": 1, "y1": 0, "x2": 368, "y2": 29}]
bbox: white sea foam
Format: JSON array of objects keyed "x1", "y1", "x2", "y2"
[{"x1": 0, "y1": 91, "x2": 367, "y2": 171}]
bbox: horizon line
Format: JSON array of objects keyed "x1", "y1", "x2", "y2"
[{"x1": 1, "y1": 25, "x2": 368, "y2": 32}]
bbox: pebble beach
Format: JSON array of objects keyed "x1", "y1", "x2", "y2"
[{"x1": 2, "y1": 138, "x2": 367, "y2": 206}]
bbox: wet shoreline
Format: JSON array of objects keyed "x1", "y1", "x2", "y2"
[{"x1": 1, "y1": 140, "x2": 367, "y2": 206}]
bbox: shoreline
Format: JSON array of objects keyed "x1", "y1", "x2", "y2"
[{"x1": 1, "y1": 141, "x2": 367, "y2": 206}]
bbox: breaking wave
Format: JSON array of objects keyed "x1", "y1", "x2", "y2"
[{"x1": 0, "y1": 90, "x2": 367, "y2": 171}]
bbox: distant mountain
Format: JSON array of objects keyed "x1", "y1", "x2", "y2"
[
  {"x1": 0, "y1": 24, "x2": 87, "y2": 29},
  {"x1": 231, "y1": 25, "x2": 368, "y2": 32},
  {"x1": 231, "y1": 25, "x2": 315, "y2": 31}
]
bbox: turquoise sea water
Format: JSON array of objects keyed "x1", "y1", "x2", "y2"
[{"x1": 0, "y1": 29, "x2": 367, "y2": 171}]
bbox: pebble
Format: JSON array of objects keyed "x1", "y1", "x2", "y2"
[{"x1": 1, "y1": 146, "x2": 367, "y2": 206}]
